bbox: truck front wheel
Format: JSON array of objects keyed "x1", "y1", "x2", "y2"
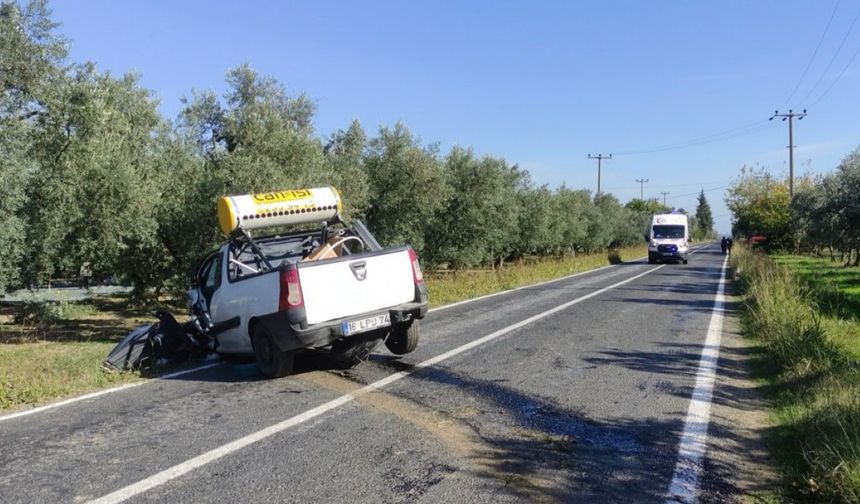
[
  {"x1": 252, "y1": 325, "x2": 295, "y2": 378},
  {"x1": 385, "y1": 320, "x2": 420, "y2": 355}
]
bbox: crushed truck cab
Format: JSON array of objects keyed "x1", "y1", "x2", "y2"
[{"x1": 187, "y1": 187, "x2": 428, "y2": 378}]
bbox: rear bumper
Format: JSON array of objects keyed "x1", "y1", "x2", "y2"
[
  {"x1": 649, "y1": 249, "x2": 688, "y2": 261},
  {"x1": 259, "y1": 285, "x2": 429, "y2": 352}
]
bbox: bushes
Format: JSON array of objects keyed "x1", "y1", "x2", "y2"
[
  {"x1": 725, "y1": 167, "x2": 793, "y2": 248},
  {"x1": 727, "y1": 149, "x2": 860, "y2": 259},
  {"x1": 792, "y1": 150, "x2": 860, "y2": 264},
  {"x1": 733, "y1": 246, "x2": 860, "y2": 501}
]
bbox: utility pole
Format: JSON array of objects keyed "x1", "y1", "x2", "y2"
[
  {"x1": 588, "y1": 154, "x2": 612, "y2": 196},
  {"x1": 660, "y1": 191, "x2": 669, "y2": 208},
  {"x1": 770, "y1": 109, "x2": 807, "y2": 197},
  {"x1": 635, "y1": 178, "x2": 649, "y2": 200}
]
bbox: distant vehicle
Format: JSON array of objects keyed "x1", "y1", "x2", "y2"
[
  {"x1": 750, "y1": 235, "x2": 767, "y2": 246},
  {"x1": 186, "y1": 187, "x2": 428, "y2": 378},
  {"x1": 647, "y1": 213, "x2": 690, "y2": 264}
]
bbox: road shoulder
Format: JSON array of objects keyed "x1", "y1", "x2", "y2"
[{"x1": 701, "y1": 279, "x2": 779, "y2": 502}]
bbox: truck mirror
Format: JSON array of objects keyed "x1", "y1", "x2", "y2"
[{"x1": 644, "y1": 234, "x2": 649, "y2": 242}]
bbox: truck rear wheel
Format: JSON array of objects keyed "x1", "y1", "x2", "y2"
[
  {"x1": 252, "y1": 325, "x2": 294, "y2": 378},
  {"x1": 385, "y1": 320, "x2": 420, "y2": 355}
]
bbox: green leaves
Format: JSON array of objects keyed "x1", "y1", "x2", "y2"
[
  {"x1": 694, "y1": 189, "x2": 714, "y2": 240},
  {"x1": 25, "y1": 66, "x2": 164, "y2": 284},
  {"x1": 726, "y1": 166, "x2": 793, "y2": 247},
  {"x1": 364, "y1": 123, "x2": 448, "y2": 257},
  {"x1": 791, "y1": 150, "x2": 860, "y2": 259}
]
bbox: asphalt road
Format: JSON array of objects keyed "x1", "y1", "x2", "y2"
[{"x1": 0, "y1": 243, "x2": 754, "y2": 503}]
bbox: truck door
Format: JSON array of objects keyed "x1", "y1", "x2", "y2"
[
  {"x1": 193, "y1": 251, "x2": 231, "y2": 348},
  {"x1": 197, "y1": 252, "x2": 222, "y2": 309},
  {"x1": 198, "y1": 249, "x2": 247, "y2": 353}
]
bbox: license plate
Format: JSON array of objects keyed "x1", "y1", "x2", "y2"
[
  {"x1": 342, "y1": 314, "x2": 391, "y2": 336},
  {"x1": 662, "y1": 252, "x2": 675, "y2": 256}
]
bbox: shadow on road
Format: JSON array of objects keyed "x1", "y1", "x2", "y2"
[{"x1": 369, "y1": 356, "x2": 679, "y2": 502}]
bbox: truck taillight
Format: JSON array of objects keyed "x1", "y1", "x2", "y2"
[
  {"x1": 279, "y1": 266, "x2": 303, "y2": 310},
  {"x1": 408, "y1": 247, "x2": 423, "y2": 284}
]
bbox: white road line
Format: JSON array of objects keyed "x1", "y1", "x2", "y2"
[
  {"x1": 429, "y1": 242, "x2": 709, "y2": 314},
  {"x1": 428, "y1": 261, "x2": 626, "y2": 313},
  {"x1": 0, "y1": 363, "x2": 222, "y2": 423},
  {"x1": 87, "y1": 264, "x2": 666, "y2": 504},
  {"x1": 665, "y1": 254, "x2": 729, "y2": 503}
]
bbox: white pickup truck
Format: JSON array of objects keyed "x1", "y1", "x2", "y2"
[{"x1": 186, "y1": 188, "x2": 429, "y2": 378}]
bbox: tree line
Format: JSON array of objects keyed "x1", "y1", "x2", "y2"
[
  {"x1": 725, "y1": 150, "x2": 860, "y2": 265},
  {"x1": 1, "y1": 1, "x2": 714, "y2": 297}
]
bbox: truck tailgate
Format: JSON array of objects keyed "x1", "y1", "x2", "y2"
[{"x1": 298, "y1": 249, "x2": 415, "y2": 325}]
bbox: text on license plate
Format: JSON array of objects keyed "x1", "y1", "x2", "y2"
[{"x1": 342, "y1": 314, "x2": 391, "y2": 336}]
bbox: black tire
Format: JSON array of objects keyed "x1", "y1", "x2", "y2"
[
  {"x1": 331, "y1": 335, "x2": 380, "y2": 368},
  {"x1": 385, "y1": 320, "x2": 420, "y2": 355},
  {"x1": 252, "y1": 325, "x2": 294, "y2": 378},
  {"x1": 648, "y1": 255, "x2": 656, "y2": 265},
  {"x1": 682, "y1": 259, "x2": 688, "y2": 264}
]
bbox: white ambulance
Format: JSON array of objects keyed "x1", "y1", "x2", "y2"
[{"x1": 647, "y1": 213, "x2": 690, "y2": 264}]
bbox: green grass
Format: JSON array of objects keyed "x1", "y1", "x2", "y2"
[
  {"x1": 0, "y1": 341, "x2": 141, "y2": 409},
  {"x1": 732, "y1": 247, "x2": 860, "y2": 502},
  {"x1": 772, "y1": 254, "x2": 860, "y2": 360},
  {"x1": 426, "y1": 244, "x2": 648, "y2": 307},
  {"x1": 0, "y1": 295, "x2": 180, "y2": 412},
  {"x1": 0, "y1": 246, "x2": 647, "y2": 413}
]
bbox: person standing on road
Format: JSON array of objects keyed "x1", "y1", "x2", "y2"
[
  {"x1": 726, "y1": 237, "x2": 733, "y2": 255},
  {"x1": 720, "y1": 236, "x2": 728, "y2": 255},
  {"x1": 79, "y1": 262, "x2": 93, "y2": 290}
]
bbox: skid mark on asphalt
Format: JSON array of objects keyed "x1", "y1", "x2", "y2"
[{"x1": 298, "y1": 371, "x2": 559, "y2": 500}]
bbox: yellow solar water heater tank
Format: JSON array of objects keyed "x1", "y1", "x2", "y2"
[{"x1": 217, "y1": 187, "x2": 342, "y2": 235}]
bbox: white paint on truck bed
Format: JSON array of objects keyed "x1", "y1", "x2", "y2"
[{"x1": 299, "y1": 250, "x2": 415, "y2": 325}]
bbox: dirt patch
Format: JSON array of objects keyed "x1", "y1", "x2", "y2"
[{"x1": 298, "y1": 371, "x2": 563, "y2": 500}]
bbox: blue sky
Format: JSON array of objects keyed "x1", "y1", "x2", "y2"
[{"x1": 51, "y1": 0, "x2": 860, "y2": 234}]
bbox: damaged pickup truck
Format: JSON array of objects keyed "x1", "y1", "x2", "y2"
[{"x1": 186, "y1": 187, "x2": 429, "y2": 378}]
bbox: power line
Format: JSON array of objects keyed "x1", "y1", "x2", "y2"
[
  {"x1": 602, "y1": 179, "x2": 727, "y2": 192},
  {"x1": 780, "y1": 0, "x2": 842, "y2": 107},
  {"x1": 612, "y1": 120, "x2": 775, "y2": 156},
  {"x1": 614, "y1": 121, "x2": 764, "y2": 154},
  {"x1": 799, "y1": 4, "x2": 860, "y2": 106},
  {"x1": 806, "y1": 42, "x2": 860, "y2": 108},
  {"x1": 667, "y1": 184, "x2": 730, "y2": 200}
]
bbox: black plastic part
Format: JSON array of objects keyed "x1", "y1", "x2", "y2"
[
  {"x1": 210, "y1": 316, "x2": 240, "y2": 336},
  {"x1": 256, "y1": 299, "x2": 428, "y2": 353}
]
